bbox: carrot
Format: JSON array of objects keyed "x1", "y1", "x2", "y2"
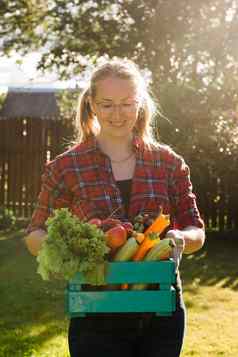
[
  {"x1": 144, "y1": 211, "x2": 170, "y2": 236},
  {"x1": 132, "y1": 233, "x2": 160, "y2": 261},
  {"x1": 132, "y1": 210, "x2": 170, "y2": 261},
  {"x1": 121, "y1": 283, "x2": 129, "y2": 290}
]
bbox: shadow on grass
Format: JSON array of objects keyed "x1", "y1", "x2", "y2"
[
  {"x1": 0, "y1": 229, "x2": 237, "y2": 355},
  {"x1": 0, "y1": 231, "x2": 69, "y2": 356},
  {"x1": 0, "y1": 320, "x2": 68, "y2": 357},
  {"x1": 180, "y1": 231, "x2": 238, "y2": 291}
]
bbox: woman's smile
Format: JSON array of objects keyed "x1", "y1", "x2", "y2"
[{"x1": 109, "y1": 120, "x2": 126, "y2": 127}]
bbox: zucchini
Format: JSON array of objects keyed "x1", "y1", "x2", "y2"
[
  {"x1": 144, "y1": 238, "x2": 175, "y2": 261},
  {"x1": 113, "y1": 237, "x2": 139, "y2": 261},
  {"x1": 130, "y1": 238, "x2": 175, "y2": 290}
]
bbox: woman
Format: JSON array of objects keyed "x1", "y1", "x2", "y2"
[{"x1": 25, "y1": 58, "x2": 205, "y2": 357}]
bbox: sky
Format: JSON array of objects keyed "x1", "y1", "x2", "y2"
[{"x1": 0, "y1": 51, "x2": 77, "y2": 92}]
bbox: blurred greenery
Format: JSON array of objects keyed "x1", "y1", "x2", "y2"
[
  {"x1": 0, "y1": 92, "x2": 7, "y2": 110},
  {"x1": 1, "y1": 1, "x2": 237, "y2": 147},
  {"x1": 0, "y1": 206, "x2": 16, "y2": 231},
  {"x1": 0, "y1": 1, "x2": 238, "y2": 228}
]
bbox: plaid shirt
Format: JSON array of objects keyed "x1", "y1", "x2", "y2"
[{"x1": 27, "y1": 135, "x2": 204, "y2": 233}]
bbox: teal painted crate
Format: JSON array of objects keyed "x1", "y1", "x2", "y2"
[{"x1": 65, "y1": 260, "x2": 176, "y2": 317}]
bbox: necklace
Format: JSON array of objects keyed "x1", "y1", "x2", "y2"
[{"x1": 110, "y1": 152, "x2": 134, "y2": 164}]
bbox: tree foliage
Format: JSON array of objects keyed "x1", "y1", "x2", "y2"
[
  {"x1": 1, "y1": 1, "x2": 237, "y2": 83},
  {"x1": 1, "y1": 0, "x2": 238, "y2": 202}
]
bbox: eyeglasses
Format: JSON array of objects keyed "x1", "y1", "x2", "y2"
[{"x1": 95, "y1": 100, "x2": 140, "y2": 115}]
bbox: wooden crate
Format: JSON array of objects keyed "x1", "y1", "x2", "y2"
[{"x1": 65, "y1": 260, "x2": 176, "y2": 317}]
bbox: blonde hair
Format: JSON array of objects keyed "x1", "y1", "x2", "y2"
[{"x1": 75, "y1": 58, "x2": 156, "y2": 144}]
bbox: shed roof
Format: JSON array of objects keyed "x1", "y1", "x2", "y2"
[{"x1": 0, "y1": 87, "x2": 60, "y2": 118}]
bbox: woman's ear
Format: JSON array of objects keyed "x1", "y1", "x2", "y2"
[{"x1": 137, "y1": 106, "x2": 144, "y2": 120}]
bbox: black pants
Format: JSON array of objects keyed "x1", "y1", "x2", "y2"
[{"x1": 68, "y1": 304, "x2": 186, "y2": 357}]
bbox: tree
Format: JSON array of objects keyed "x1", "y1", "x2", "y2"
[
  {"x1": 1, "y1": 1, "x2": 237, "y2": 143},
  {"x1": 1, "y1": 1, "x2": 237, "y2": 82},
  {"x1": 1, "y1": 0, "x2": 238, "y2": 227}
]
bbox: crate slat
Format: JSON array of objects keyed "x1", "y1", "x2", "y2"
[
  {"x1": 70, "y1": 261, "x2": 176, "y2": 285},
  {"x1": 66, "y1": 289, "x2": 176, "y2": 315}
]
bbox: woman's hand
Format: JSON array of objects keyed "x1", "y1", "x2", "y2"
[
  {"x1": 24, "y1": 229, "x2": 47, "y2": 256},
  {"x1": 165, "y1": 229, "x2": 185, "y2": 270},
  {"x1": 165, "y1": 226, "x2": 205, "y2": 269}
]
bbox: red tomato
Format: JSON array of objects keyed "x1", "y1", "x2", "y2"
[
  {"x1": 105, "y1": 225, "x2": 127, "y2": 249},
  {"x1": 88, "y1": 218, "x2": 102, "y2": 227},
  {"x1": 101, "y1": 218, "x2": 122, "y2": 231},
  {"x1": 102, "y1": 218, "x2": 122, "y2": 226},
  {"x1": 121, "y1": 222, "x2": 133, "y2": 234}
]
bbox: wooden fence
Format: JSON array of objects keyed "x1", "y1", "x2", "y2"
[
  {"x1": 192, "y1": 173, "x2": 238, "y2": 232},
  {"x1": 0, "y1": 116, "x2": 72, "y2": 218},
  {"x1": 0, "y1": 116, "x2": 237, "y2": 232}
]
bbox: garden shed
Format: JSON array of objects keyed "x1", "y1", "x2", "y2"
[{"x1": 0, "y1": 87, "x2": 73, "y2": 218}]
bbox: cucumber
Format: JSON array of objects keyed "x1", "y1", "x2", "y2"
[
  {"x1": 113, "y1": 237, "x2": 139, "y2": 261},
  {"x1": 144, "y1": 238, "x2": 174, "y2": 261}
]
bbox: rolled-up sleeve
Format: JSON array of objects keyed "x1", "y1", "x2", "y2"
[
  {"x1": 26, "y1": 160, "x2": 72, "y2": 233},
  {"x1": 168, "y1": 155, "x2": 204, "y2": 230}
]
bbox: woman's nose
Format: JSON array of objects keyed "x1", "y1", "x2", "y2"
[{"x1": 113, "y1": 104, "x2": 121, "y2": 118}]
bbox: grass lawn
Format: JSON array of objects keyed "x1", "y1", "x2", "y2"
[{"x1": 0, "y1": 229, "x2": 237, "y2": 357}]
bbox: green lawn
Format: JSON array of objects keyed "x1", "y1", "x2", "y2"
[
  {"x1": 181, "y1": 234, "x2": 238, "y2": 357},
  {"x1": 0, "y1": 230, "x2": 237, "y2": 357}
]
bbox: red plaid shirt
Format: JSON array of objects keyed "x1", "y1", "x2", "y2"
[{"x1": 27, "y1": 135, "x2": 204, "y2": 233}]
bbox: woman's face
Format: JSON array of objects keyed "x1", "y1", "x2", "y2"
[{"x1": 90, "y1": 77, "x2": 141, "y2": 139}]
